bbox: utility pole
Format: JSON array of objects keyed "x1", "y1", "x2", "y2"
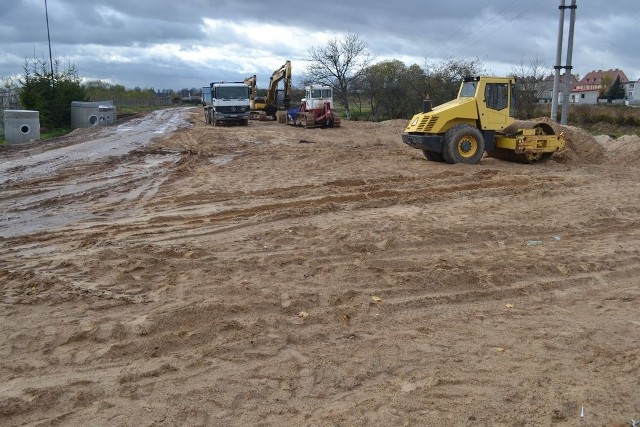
[
  {"x1": 560, "y1": 0, "x2": 577, "y2": 125},
  {"x1": 45, "y1": 0, "x2": 55, "y2": 91},
  {"x1": 550, "y1": 0, "x2": 565, "y2": 123},
  {"x1": 550, "y1": 0, "x2": 577, "y2": 125},
  {"x1": 44, "y1": 0, "x2": 58, "y2": 127}
]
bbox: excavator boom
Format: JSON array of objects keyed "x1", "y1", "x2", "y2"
[
  {"x1": 245, "y1": 60, "x2": 292, "y2": 121},
  {"x1": 265, "y1": 60, "x2": 292, "y2": 116}
]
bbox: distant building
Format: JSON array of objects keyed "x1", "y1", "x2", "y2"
[
  {"x1": 624, "y1": 79, "x2": 639, "y2": 106},
  {"x1": 570, "y1": 68, "x2": 629, "y2": 104},
  {"x1": 539, "y1": 74, "x2": 578, "y2": 103}
]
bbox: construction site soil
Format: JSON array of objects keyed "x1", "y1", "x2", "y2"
[{"x1": 1, "y1": 107, "x2": 639, "y2": 426}]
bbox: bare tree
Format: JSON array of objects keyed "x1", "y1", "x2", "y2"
[
  {"x1": 305, "y1": 33, "x2": 374, "y2": 119},
  {"x1": 510, "y1": 55, "x2": 551, "y2": 119},
  {"x1": 423, "y1": 57, "x2": 486, "y2": 106}
]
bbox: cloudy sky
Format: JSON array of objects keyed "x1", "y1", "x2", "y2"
[{"x1": 1, "y1": 0, "x2": 638, "y2": 91}]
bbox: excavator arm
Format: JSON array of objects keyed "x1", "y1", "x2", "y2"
[
  {"x1": 243, "y1": 75, "x2": 257, "y2": 109},
  {"x1": 264, "y1": 60, "x2": 292, "y2": 116}
]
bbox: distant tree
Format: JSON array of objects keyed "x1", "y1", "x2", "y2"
[
  {"x1": 84, "y1": 80, "x2": 165, "y2": 107},
  {"x1": 509, "y1": 55, "x2": 550, "y2": 119},
  {"x1": 1, "y1": 75, "x2": 21, "y2": 109},
  {"x1": 356, "y1": 60, "x2": 424, "y2": 121},
  {"x1": 18, "y1": 57, "x2": 86, "y2": 128},
  {"x1": 423, "y1": 57, "x2": 486, "y2": 106},
  {"x1": 403, "y1": 63, "x2": 430, "y2": 101},
  {"x1": 599, "y1": 74, "x2": 613, "y2": 98},
  {"x1": 83, "y1": 80, "x2": 112, "y2": 101},
  {"x1": 350, "y1": 57, "x2": 485, "y2": 121},
  {"x1": 605, "y1": 76, "x2": 625, "y2": 102},
  {"x1": 305, "y1": 33, "x2": 374, "y2": 119}
]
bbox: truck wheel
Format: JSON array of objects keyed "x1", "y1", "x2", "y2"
[
  {"x1": 443, "y1": 124, "x2": 485, "y2": 164},
  {"x1": 422, "y1": 150, "x2": 445, "y2": 162}
]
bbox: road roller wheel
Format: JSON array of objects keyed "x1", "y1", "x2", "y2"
[
  {"x1": 503, "y1": 120, "x2": 555, "y2": 136},
  {"x1": 488, "y1": 149, "x2": 553, "y2": 164},
  {"x1": 519, "y1": 152, "x2": 552, "y2": 164},
  {"x1": 423, "y1": 150, "x2": 445, "y2": 162},
  {"x1": 443, "y1": 124, "x2": 485, "y2": 164}
]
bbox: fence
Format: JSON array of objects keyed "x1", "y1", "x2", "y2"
[
  {"x1": 0, "y1": 89, "x2": 21, "y2": 135},
  {"x1": 88, "y1": 95, "x2": 173, "y2": 108}
]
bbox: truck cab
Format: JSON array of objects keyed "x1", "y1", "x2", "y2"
[
  {"x1": 201, "y1": 86, "x2": 212, "y2": 105},
  {"x1": 205, "y1": 82, "x2": 251, "y2": 126}
]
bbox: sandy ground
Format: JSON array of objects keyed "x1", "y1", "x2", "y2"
[{"x1": 1, "y1": 107, "x2": 639, "y2": 426}]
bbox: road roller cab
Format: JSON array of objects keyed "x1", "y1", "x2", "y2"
[{"x1": 402, "y1": 76, "x2": 565, "y2": 164}]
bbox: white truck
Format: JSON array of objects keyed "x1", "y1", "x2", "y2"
[{"x1": 203, "y1": 81, "x2": 251, "y2": 126}]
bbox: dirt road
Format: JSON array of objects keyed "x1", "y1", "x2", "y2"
[{"x1": 1, "y1": 107, "x2": 639, "y2": 425}]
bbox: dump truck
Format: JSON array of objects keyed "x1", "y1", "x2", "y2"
[
  {"x1": 286, "y1": 84, "x2": 340, "y2": 129},
  {"x1": 402, "y1": 76, "x2": 565, "y2": 164},
  {"x1": 203, "y1": 81, "x2": 251, "y2": 126}
]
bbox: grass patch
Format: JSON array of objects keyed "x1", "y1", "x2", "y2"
[
  {"x1": 41, "y1": 128, "x2": 72, "y2": 140},
  {"x1": 0, "y1": 127, "x2": 72, "y2": 146},
  {"x1": 116, "y1": 105, "x2": 161, "y2": 116}
]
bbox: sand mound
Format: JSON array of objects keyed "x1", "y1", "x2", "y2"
[
  {"x1": 532, "y1": 117, "x2": 607, "y2": 165},
  {"x1": 596, "y1": 134, "x2": 640, "y2": 165},
  {"x1": 379, "y1": 119, "x2": 409, "y2": 128}
]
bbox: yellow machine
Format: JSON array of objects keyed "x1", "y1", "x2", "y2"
[
  {"x1": 243, "y1": 74, "x2": 260, "y2": 119},
  {"x1": 245, "y1": 61, "x2": 292, "y2": 121},
  {"x1": 402, "y1": 76, "x2": 565, "y2": 164}
]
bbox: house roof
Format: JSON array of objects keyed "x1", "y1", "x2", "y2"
[
  {"x1": 578, "y1": 68, "x2": 629, "y2": 85},
  {"x1": 543, "y1": 74, "x2": 578, "y2": 84}
]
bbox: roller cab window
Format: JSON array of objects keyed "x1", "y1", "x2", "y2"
[{"x1": 485, "y1": 83, "x2": 508, "y2": 111}]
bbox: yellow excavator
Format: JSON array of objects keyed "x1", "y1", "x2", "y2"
[
  {"x1": 402, "y1": 76, "x2": 565, "y2": 164},
  {"x1": 243, "y1": 74, "x2": 261, "y2": 120},
  {"x1": 245, "y1": 60, "x2": 292, "y2": 121}
]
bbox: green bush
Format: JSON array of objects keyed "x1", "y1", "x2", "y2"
[{"x1": 18, "y1": 58, "x2": 87, "y2": 129}]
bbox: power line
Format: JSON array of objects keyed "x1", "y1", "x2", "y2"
[
  {"x1": 44, "y1": 0, "x2": 55, "y2": 90},
  {"x1": 437, "y1": 0, "x2": 495, "y2": 45},
  {"x1": 465, "y1": 0, "x2": 544, "y2": 49},
  {"x1": 429, "y1": 0, "x2": 544, "y2": 59}
]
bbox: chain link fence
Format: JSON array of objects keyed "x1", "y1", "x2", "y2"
[{"x1": 0, "y1": 88, "x2": 21, "y2": 136}]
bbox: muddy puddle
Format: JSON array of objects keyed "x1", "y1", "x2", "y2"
[{"x1": 0, "y1": 108, "x2": 191, "y2": 238}]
